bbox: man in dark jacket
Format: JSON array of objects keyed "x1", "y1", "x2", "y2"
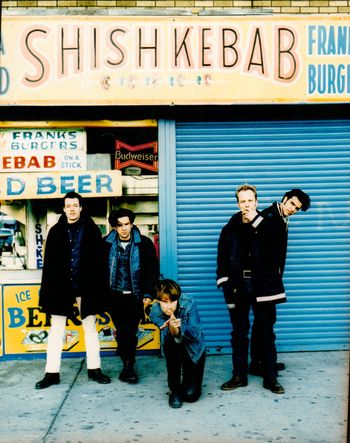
[
  {"x1": 249, "y1": 188, "x2": 311, "y2": 376},
  {"x1": 36, "y1": 192, "x2": 110, "y2": 389},
  {"x1": 105, "y1": 208, "x2": 159, "y2": 384},
  {"x1": 217, "y1": 184, "x2": 286, "y2": 394}
]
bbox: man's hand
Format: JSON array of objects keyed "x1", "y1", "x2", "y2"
[
  {"x1": 159, "y1": 311, "x2": 181, "y2": 336},
  {"x1": 168, "y1": 313, "x2": 181, "y2": 336},
  {"x1": 242, "y1": 208, "x2": 258, "y2": 223},
  {"x1": 143, "y1": 298, "x2": 152, "y2": 308}
]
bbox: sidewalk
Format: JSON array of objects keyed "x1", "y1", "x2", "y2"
[{"x1": 0, "y1": 351, "x2": 348, "y2": 443}]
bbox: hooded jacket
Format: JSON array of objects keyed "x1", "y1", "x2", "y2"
[
  {"x1": 104, "y1": 226, "x2": 159, "y2": 301},
  {"x1": 216, "y1": 210, "x2": 286, "y2": 305},
  {"x1": 39, "y1": 214, "x2": 109, "y2": 319}
]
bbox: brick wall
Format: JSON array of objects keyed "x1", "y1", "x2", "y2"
[{"x1": 2, "y1": 0, "x2": 350, "y2": 14}]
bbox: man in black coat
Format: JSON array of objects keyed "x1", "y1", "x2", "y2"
[
  {"x1": 105, "y1": 208, "x2": 159, "y2": 384},
  {"x1": 249, "y1": 188, "x2": 311, "y2": 376},
  {"x1": 35, "y1": 192, "x2": 110, "y2": 389},
  {"x1": 217, "y1": 184, "x2": 286, "y2": 394}
]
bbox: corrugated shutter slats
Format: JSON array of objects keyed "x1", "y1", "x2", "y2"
[{"x1": 175, "y1": 120, "x2": 350, "y2": 353}]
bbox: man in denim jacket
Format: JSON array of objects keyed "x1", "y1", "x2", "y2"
[
  {"x1": 105, "y1": 208, "x2": 158, "y2": 384},
  {"x1": 150, "y1": 279, "x2": 206, "y2": 408}
]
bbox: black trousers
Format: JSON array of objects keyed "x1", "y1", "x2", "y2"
[
  {"x1": 228, "y1": 278, "x2": 277, "y2": 380},
  {"x1": 109, "y1": 293, "x2": 143, "y2": 364},
  {"x1": 163, "y1": 337, "x2": 206, "y2": 402}
]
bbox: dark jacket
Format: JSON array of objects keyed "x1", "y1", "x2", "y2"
[
  {"x1": 216, "y1": 210, "x2": 286, "y2": 305},
  {"x1": 39, "y1": 214, "x2": 109, "y2": 319},
  {"x1": 260, "y1": 202, "x2": 288, "y2": 276},
  {"x1": 104, "y1": 226, "x2": 159, "y2": 301}
]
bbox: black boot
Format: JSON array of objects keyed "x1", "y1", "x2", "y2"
[
  {"x1": 119, "y1": 361, "x2": 138, "y2": 384},
  {"x1": 169, "y1": 390, "x2": 183, "y2": 408},
  {"x1": 35, "y1": 373, "x2": 60, "y2": 389},
  {"x1": 88, "y1": 368, "x2": 111, "y2": 384}
]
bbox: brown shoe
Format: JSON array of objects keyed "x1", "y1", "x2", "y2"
[{"x1": 220, "y1": 376, "x2": 248, "y2": 391}]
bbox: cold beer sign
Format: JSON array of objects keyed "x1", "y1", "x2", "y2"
[
  {"x1": 0, "y1": 170, "x2": 122, "y2": 199},
  {"x1": 0, "y1": 128, "x2": 87, "y2": 172}
]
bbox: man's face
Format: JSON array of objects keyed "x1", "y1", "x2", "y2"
[
  {"x1": 63, "y1": 198, "x2": 82, "y2": 224},
  {"x1": 115, "y1": 216, "x2": 133, "y2": 241},
  {"x1": 237, "y1": 189, "x2": 257, "y2": 214},
  {"x1": 281, "y1": 196, "x2": 303, "y2": 217}
]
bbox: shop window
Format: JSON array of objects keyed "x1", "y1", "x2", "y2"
[{"x1": 0, "y1": 201, "x2": 26, "y2": 270}]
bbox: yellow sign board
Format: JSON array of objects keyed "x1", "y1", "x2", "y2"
[
  {"x1": 0, "y1": 170, "x2": 122, "y2": 199},
  {"x1": 0, "y1": 288, "x2": 3, "y2": 357},
  {"x1": 0, "y1": 15, "x2": 349, "y2": 105},
  {"x1": 2, "y1": 284, "x2": 160, "y2": 356}
]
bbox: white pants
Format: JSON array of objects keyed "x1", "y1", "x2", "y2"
[{"x1": 45, "y1": 297, "x2": 101, "y2": 373}]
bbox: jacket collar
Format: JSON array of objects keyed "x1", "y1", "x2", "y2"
[{"x1": 105, "y1": 225, "x2": 142, "y2": 245}]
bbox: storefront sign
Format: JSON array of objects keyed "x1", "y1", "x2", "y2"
[
  {"x1": 0, "y1": 170, "x2": 122, "y2": 199},
  {"x1": 115, "y1": 140, "x2": 158, "y2": 174},
  {"x1": 0, "y1": 15, "x2": 349, "y2": 105},
  {"x1": 35, "y1": 223, "x2": 45, "y2": 269},
  {"x1": 0, "y1": 290, "x2": 3, "y2": 357},
  {"x1": 1, "y1": 284, "x2": 160, "y2": 356},
  {"x1": 0, "y1": 129, "x2": 87, "y2": 171}
]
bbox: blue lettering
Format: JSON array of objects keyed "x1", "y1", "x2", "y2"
[
  {"x1": 0, "y1": 67, "x2": 10, "y2": 95},
  {"x1": 328, "y1": 64, "x2": 336, "y2": 93},
  {"x1": 96, "y1": 174, "x2": 112, "y2": 193},
  {"x1": 7, "y1": 177, "x2": 25, "y2": 196},
  {"x1": 327, "y1": 27, "x2": 336, "y2": 55},
  {"x1": 308, "y1": 26, "x2": 316, "y2": 55},
  {"x1": 337, "y1": 64, "x2": 345, "y2": 93},
  {"x1": 337, "y1": 26, "x2": 348, "y2": 55},
  {"x1": 60, "y1": 175, "x2": 75, "y2": 194},
  {"x1": 308, "y1": 63, "x2": 350, "y2": 95},
  {"x1": 8, "y1": 307, "x2": 26, "y2": 328},
  {"x1": 318, "y1": 26, "x2": 327, "y2": 55},
  {"x1": 37, "y1": 177, "x2": 56, "y2": 194},
  {"x1": 308, "y1": 64, "x2": 316, "y2": 94},
  {"x1": 97, "y1": 312, "x2": 111, "y2": 326},
  {"x1": 78, "y1": 175, "x2": 92, "y2": 193}
]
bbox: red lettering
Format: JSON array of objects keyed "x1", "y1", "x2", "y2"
[
  {"x1": 2, "y1": 157, "x2": 11, "y2": 168},
  {"x1": 2, "y1": 155, "x2": 57, "y2": 169},
  {"x1": 14, "y1": 157, "x2": 26, "y2": 168},
  {"x1": 27, "y1": 157, "x2": 41, "y2": 168},
  {"x1": 44, "y1": 156, "x2": 56, "y2": 168}
]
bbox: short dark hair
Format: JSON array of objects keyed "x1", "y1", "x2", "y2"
[
  {"x1": 282, "y1": 189, "x2": 311, "y2": 211},
  {"x1": 235, "y1": 184, "x2": 257, "y2": 201},
  {"x1": 108, "y1": 208, "x2": 136, "y2": 227},
  {"x1": 155, "y1": 279, "x2": 182, "y2": 301},
  {"x1": 63, "y1": 191, "x2": 83, "y2": 207}
]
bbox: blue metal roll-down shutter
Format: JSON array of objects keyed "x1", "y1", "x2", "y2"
[{"x1": 174, "y1": 120, "x2": 350, "y2": 354}]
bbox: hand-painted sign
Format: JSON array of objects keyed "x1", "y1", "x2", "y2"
[
  {"x1": 0, "y1": 129, "x2": 87, "y2": 171},
  {"x1": 115, "y1": 140, "x2": 158, "y2": 174},
  {"x1": 2, "y1": 284, "x2": 160, "y2": 356},
  {"x1": 0, "y1": 170, "x2": 122, "y2": 199},
  {"x1": 0, "y1": 15, "x2": 349, "y2": 105}
]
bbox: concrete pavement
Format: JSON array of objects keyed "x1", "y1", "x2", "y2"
[{"x1": 0, "y1": 351, "x2": 348, "y2": 443}]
